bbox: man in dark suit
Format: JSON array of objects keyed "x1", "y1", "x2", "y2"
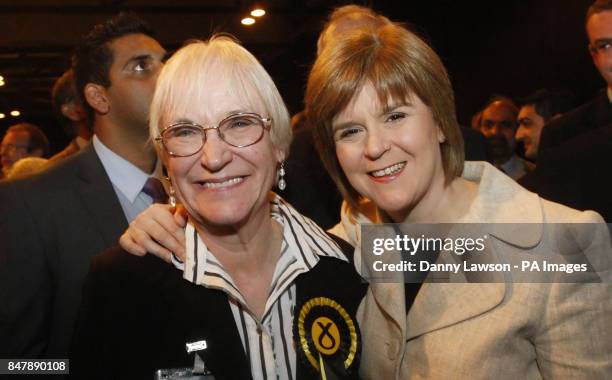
[
  {"x1": 0, "y1": 13, "x2": 166, "y2": 358},
  {"x1": 538, "y1": 1, "x2": 612, "y2": 154},
  {"x1": 521, "y1": 0, "x2": 612, "y2": 221}
]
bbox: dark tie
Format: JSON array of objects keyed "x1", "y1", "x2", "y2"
[{"x1": 142, "y1": 177, "x2": 168, "y2": 204}]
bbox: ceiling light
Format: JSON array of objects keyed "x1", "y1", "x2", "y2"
[
  {"x1": 0, "y1": 75, "x2": 3, "y2": 81},
  {"x1": 0, "y1": 81, "x2": 4, "y2": 87},
  {"x1": 10, "y1": 110, "x2": 20, "y2": 117},
  {"x1": 0, "y1": 113, "x2": 5, "y2": 119},
  {"x1": 251, "y1": 9, "x2": 266, "y2": 17},
  {"x1": 241, "y1": 17, "x2": 255, "y2": 25}
]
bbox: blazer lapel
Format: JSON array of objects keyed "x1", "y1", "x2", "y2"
[
  {"x1": 360, "y1": 237, "x2": 407, "y2": 336},
  {"x1": 72, "y1": 145, "x2": 128, "y2": 246},
  {"x1": 162, "y1": 271, "x2": 252, "y2": 380},
  {"x1": 405, "y1": 281, "x2": 505, "y2": 340}
]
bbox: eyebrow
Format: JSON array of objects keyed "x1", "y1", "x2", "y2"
[
  {"x1": 225, "y1": 109, "x2": 251, "y2": 116},
  {"x1": 332, "y1": 102, "x2": 414, "y2": 131},
  {"x1": 332, "y1": 121, "x2": 356, "y2": 132},
  {"x1": 169, "y1": 118, "x2": 196, "y2": 126},
  {"x1": 381, "y1": 101, "x2": 413, "y2": 115},
  {"x1": 593, "y1": 38, "x2": 612, "y2": 45},
  {"x1": 169, "y1": 110, "x2": 257, "y2": 126}
]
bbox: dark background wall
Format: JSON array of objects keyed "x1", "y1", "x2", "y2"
[
  {"x1": 0, "y1": 0, "x2": 604, "y2": 154},
  {"x1": 274, "y1": 0, "x2": 601, "y2": 126}
]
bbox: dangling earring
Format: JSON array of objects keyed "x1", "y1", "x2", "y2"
[
  {"x1": 164, "y1": 176, "x2": 177, "y2": 207},
  {"x1": 278, "y1": 161, "x2": 287, "y2": 191},
  {"x1": 438, "y1": 130, "x2": 447, "y2": 144}
]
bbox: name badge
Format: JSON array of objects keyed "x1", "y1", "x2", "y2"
[{"x1": 186, "y1": 340, "x2": 208, "y2": 353}]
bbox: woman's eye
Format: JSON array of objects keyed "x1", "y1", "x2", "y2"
[
  {"x1": 336, "y1": 127, "x2": 363, "y2": 140},
  {"x1": 386, "y1": 112, "x2": 406, "y2": 123},
  {"x1": 169, "y1": 126, "x2": 199, "y2": 138},
  {"x1": 229, "y1": 118, "x2": 253, "y2": 129}
]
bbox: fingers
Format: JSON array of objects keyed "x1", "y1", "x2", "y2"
[
  {"x1": 119, "y1": 203, "x2": 186, "y2": 263},
  {"x1": 119, "y1": 231, "x2": 146, "y2": 256},
  {"x1": 174, "y1": 204, "x2": 188, "y2": 227}
]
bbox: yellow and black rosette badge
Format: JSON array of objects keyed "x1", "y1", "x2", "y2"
[{"x1": 294, "y1": 297, "x2": 359, "y2": 379}]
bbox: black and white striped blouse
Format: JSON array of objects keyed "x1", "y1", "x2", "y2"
[{"x1": 175, "y1": 194, "x2": 347, "y2": 380}]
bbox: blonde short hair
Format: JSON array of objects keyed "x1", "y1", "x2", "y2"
[
  {"x1": 149, "y1": 35, "x2": 292, "y2": 156},
  {"x1": 306, "y1": 24, "x2": 464, "y2": 210}
]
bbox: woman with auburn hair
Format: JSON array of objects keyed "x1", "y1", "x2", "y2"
[
  {"x1": 71, "y1": 36, "x2": 365, "y2": 379},
  {"x1": 305, "y1": 23, "x2": 611, "y2": 379}
]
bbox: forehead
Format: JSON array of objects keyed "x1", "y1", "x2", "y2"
[
  {"x1": 337, "y1": 82, "x2": 416, "y2": 120},
  {"x1": 168, "y1": 74, "x2": 267, "y2": 123},
  {"x1": 518, "y1": 105, "x2": 539, "y2": 117},
  {"x1": 108, "y1": 33, "x2": 164, "y2": 66},
  {"x1": 482, "y1": 103, "x2": 515, "y2": 121},
  {"x1": 587, "y1": 10, "x2": 612, "y2": 40}
]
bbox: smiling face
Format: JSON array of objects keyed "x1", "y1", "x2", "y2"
[
  {"x1": 332, "y1": 83, "x2": 446, "y2": 221},
  {"x1": 162, "y1": 76, "x2": 283, "y2": 229},
  {"x1": 516, "y1": 104, "x2": 545, "y2": 160}
]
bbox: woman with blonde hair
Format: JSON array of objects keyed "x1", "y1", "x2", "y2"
[{"x1": 71, "y1": 35, "x2": 365, "y2": 379}]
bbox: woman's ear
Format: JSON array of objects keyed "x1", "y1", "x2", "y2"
[
  {"x1": 275, "y1": 148, "x2": 286, "y2": 163},
  {"x1": 84, "y1": 83, "x2": 110, "y2": 115}
]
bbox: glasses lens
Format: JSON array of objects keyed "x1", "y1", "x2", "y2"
[
  {"x1": 219, "y1": 114, "x2": 264, "y2": 147},
  {"x1": 163, "y1": 124, "x2": 203, "y2": 156}
]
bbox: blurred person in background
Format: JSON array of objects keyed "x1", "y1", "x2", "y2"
[
  {"x1": 515, "y1": 88, "x2": 574, "y2": 162},
  {"x1": 0, "y1": 122, "x2": 49, "y2": 178},
  {"x1": 49, "y1": 69, "x2": 91, "y2": 162},
  {"x1": 478, "y1": 97, "x2": 534, "y2": 180}
]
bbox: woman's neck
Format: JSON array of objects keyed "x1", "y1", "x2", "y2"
[
  {"x1": 192, "y1": 205, "x2": 284, "y2": 319},
  {"x1": 193, "y1": 207, "x2": 282, "y2": 274}
]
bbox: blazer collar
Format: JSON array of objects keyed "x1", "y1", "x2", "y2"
[
  {"x1": 404, "y1": 162, "x2": 544, "y2": 338},
  {"x1": 461, "y1": 161, "x2": 543, "y2": 248},
  {"x1": 73, "y1": 145, "x2": 128, "y2": 246}
]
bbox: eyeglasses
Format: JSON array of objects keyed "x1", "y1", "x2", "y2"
[
  {"x1": 590, "y1": 40, "x2": 612, "y2": 55},
  {"x1": 156, "y1": 112, "x2": 272, "y2": 157}
]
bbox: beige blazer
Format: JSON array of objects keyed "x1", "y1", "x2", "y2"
[{"x1": 332, "y1": 161, "x2": 612, "y2": 379}]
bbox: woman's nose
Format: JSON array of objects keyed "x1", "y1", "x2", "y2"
[
  {"x1": 364, "y1": 129, "x2": 391, "y2": 160},
  {"x1": 199, "y1": 131, "x2": 232, "y2": 171}
]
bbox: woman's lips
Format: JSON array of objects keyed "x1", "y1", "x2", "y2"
[
  {"x1": 367, "y1": 161, "x2": 406, "y2": 183},
  {"x1": 196, "y1": 176, "x2": 246, "y2": 190}
]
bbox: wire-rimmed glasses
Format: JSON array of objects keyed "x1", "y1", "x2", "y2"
[{"x1": 156, "y1": 112, "x2": 272, "y2": 157}]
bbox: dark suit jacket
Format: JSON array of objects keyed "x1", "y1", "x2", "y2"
[
  {"x1": 520, "y1": 122, "x2": 612, "y2": 222},
  {"x1": 280, "y1": 128, "x2": 343, "y2": 230},
  {"x1": 538, "y1": 89, "x2": 612, "y2": 155},
  {"x1": 70, "y1": 243, "x2": 366, "y2": 380},
  {"x1": 521, "y1": 90, "x2": 612, "y2": 222},
  {"x1": 0, "y1": 145, "x2": 127, "y2": 358}
]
